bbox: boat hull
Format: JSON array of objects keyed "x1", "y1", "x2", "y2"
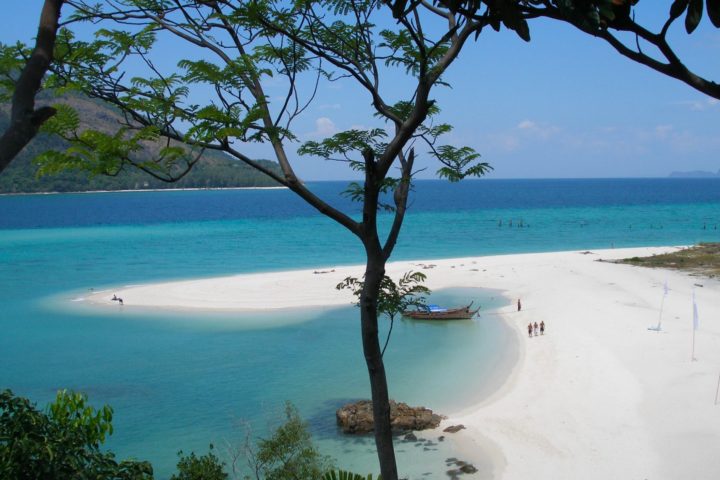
[{"x1": 402, "y1": 304, "x2": 479, "y2": 320}]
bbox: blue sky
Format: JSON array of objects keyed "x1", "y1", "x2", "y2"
[{"x1": 3, "y1": 2, "x2": 719, "y2": 180}]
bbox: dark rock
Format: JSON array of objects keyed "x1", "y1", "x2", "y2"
[
  {"x1": 336, "y1": 400, "x2": 442, "y2": 434},
  {"x1": 459, "y1": 464, "x2": 478, "y2": 474},
  {"x1": 438, "y1": 436, "x2": 445, "y2": 442},
  {"x1": 443, "y1": 424, "x2": 466, "y2": 433},
  {"x1": 403, "y1": 432, "x2": 418, "y2": 442}
]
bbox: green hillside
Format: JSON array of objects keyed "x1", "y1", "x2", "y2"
[{"x1": 0, "y1": 94, "x2": 282, "y2": 193}]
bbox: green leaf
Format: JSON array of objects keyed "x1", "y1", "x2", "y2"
[
  {"x1": 670, "y1": 0, "x2": 690, "y2": 20},
  {"x1": 599, "y1": 2, "x2": 616, "y2": 22},
  {"x1": 514, "y1": 18, "x2": 531, "y2": 42},
  {"x1": 707, "y1": 0, "x2": 720, "y2": 26},
  {"x1": 686, "y1": 0, "x2": 704, "y2": 33},
  {"x1": 39, "y1": 103, "x2": 80, "y2": 136}
]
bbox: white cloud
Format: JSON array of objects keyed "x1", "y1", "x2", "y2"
[
  {"x1": 476, "y1": 119, "x2": 561, "y2": 153},
  {"x1": 676, "y1": 98, "x2": 719, "y2": 111},
  {"x1": 516, "y1": 119, "x2": 560, "y2": 139},
  {"x1": 654, "y1": 124, "x2": 673, "y2": 137},
  {"x1": 311, "y1": 117, "x2": 339, "y2": 137},
  {"x1": 480, "y1": 132, "x2": 521, "y2": 152},
  {"x1": 517, "y1": 119, "x2": 536, "y2": 129}
]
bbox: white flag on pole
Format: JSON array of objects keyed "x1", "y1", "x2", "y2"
[{"x1": 693, "y1": 290, "x2": 699, "y2": 331}]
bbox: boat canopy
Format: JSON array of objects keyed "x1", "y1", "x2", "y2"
[{"x1": 426, "y1": 304, "x2": 448, "y2": 313}]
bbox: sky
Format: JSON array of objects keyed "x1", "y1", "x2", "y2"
[{"x1": 3, "y1": 1, "x2": 719, "y2": 181}]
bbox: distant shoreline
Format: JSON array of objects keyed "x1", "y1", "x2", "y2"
[{"x1": 0, "y1": 185, "x2": 289, "y2": 196}]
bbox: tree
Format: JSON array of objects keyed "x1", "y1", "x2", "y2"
[
  {"x1": 239, "y1": 403, "x2": 333, "y2": 480},
  {"x1": 337, "y1": 271, "x2": 430, "y2": 356},
  {"x1": 1, "y1": 390, "x2": 336, "y2": 480},
  {"x1": 0, "y1": 0, "x2": 64, "y2": 174},
  {"x1": 517, "y1": 1, "x2": 720, "y2": 99},
  {"x1": 0, "y1": 389, "x2": 153, "y2": 480},
  {"x1": 28, "y1": 2, "x2": 492, "y2": 479},
  {"x1": 171, "y1": 446, "x2": 228, "y2": 480},
  {"x1": 2, "y1": 1, "x2": 719, "y2": 480}
]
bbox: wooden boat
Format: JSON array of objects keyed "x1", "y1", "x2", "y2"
[{"x1": 402, "y1": 302, "x2": 479, "y2": 320}]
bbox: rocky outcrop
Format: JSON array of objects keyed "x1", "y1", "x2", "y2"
[
  {"x1": 446, "y1": 458, "x2": 478, "y2": 479},
  {"x1": 336, "y1": 400, "x2": 443, "y2": 434},
  {"x1": 443, "y1": 424, "x2": 465, "y2": 433}
]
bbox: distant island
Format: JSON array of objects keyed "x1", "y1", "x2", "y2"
[
  {"x1": 0, "y1": 93, "x2": 282, "y2": 194},
  {"x1": 668, "y1": 169, "x2": 720, "y2": 178}
]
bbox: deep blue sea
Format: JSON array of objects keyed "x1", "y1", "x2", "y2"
[{"x1": 1, "y1": 179, "x2": 719, "y2": 477}]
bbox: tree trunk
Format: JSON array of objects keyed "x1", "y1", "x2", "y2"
[
  {"x1": 0, "y1": 0, "x2": 63, "y2": 174},
  {"x1": 360, "y1": 250, "x2": 398, "y2": 480}
]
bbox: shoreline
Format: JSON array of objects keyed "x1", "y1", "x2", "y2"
[
  {"x1": 83, "y1": 246, "x2": 720, "y2": 479},
  {"x1": 0, "y1": 185, "x2": 288, "y2": 197}
]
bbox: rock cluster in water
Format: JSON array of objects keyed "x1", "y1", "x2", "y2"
[
  {"x1": 443, "y1": 424, "x2": 465, "y2": 433},
  {"x1": 336, "y1": 400, "x2": 443, "y2": 434},
  {"x1": 445, "y1": 457, "x2": 478, "y2": 479}
]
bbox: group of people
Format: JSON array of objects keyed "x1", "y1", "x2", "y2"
[
  {"x1": 517, "y1": 298, "x2": 545, "y2": 336},
  {"x1": 528, "y1": 321, "x2": 544, "y2": 337},
  {"x1": 111, "y1": 294, "x2": 124, "y2": 305}
]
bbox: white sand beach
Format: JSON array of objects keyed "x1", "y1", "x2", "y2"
[{"x1": 88, "y1": 246, "x2": 720, "y2": 479}]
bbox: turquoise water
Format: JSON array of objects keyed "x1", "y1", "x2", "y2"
[{"x1": 1, "y1": 179, "x2": 719, "y2": 477}]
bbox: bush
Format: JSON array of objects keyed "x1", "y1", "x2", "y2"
[
  {"x1": 0, "y1": 389, "x2": 153, "y2": 480},
  {"x1": 171, "y1": 445, "x2": 227, "y2": 480}
]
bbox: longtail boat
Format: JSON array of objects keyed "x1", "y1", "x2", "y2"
[{"x1": 402, "y1": 302, "x2": 479, "y2": 320}]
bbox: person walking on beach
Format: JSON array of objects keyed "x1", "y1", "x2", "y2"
[
  {"x1": 527, "y1": 323, "x2": 533, "y2": 338},
  {"x1": 540, "y1": 321, "x2": 545, "y2": 335},
  {"x1": 533, "y1": 321, "x2": 539, "y2": 336},
  {"x1": 517, "y1": 298, "x2": 522, "y2": 312}
]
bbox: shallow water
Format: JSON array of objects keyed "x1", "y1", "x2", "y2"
[{"x1": 1, "y1": 179, "x2": 719, "y2": 477}]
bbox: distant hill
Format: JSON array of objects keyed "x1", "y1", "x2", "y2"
[
  {"x1": 0, "y1": 93, "x2": 283, "y2": 193},
  {"x1": 668, "y1": 169, "x2": 720, "y2": 178}
]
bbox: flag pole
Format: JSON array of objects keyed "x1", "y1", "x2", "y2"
[
  {"x1": 691, "y1": 289, "x2": 699, "y2": 362},
  {"x1": 649, "y1": 280, "x2": 668, "y2": 332}
]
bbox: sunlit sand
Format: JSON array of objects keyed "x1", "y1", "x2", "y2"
[{"x1": 88, "y1": 246, "x2": 720, "y2": 479}]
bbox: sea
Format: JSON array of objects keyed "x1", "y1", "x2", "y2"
[{"x1": 1, "y1": 178, "x2": 719, "y2": 478}]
